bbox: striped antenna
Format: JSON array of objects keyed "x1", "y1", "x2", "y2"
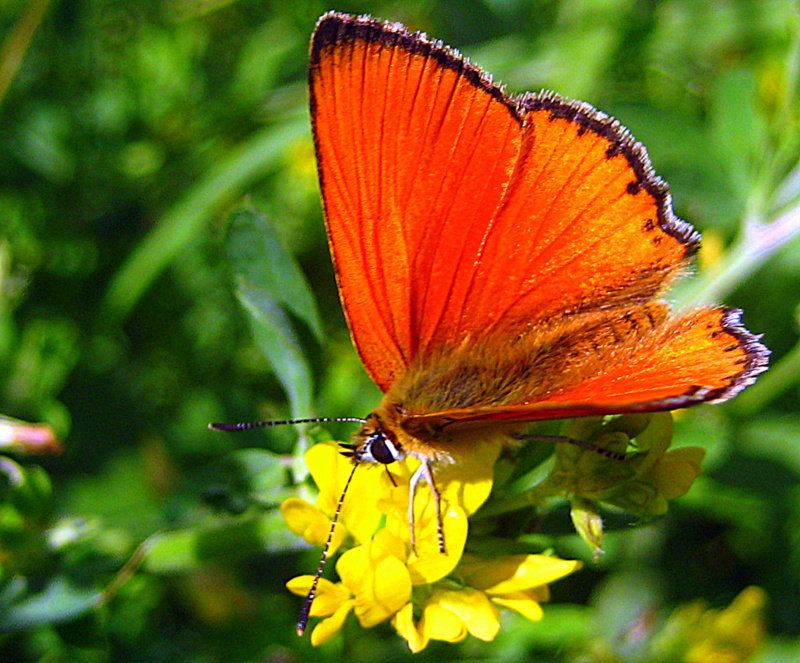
[
  {"x1": 209, "y1": 415, "x2": 367, "y2": 635},
  {"x1": 296, "y1": 459, "x2": 360, "y2": 636},
  {"x1": 209, "y1": 416, "x2": 367, "y2": 432}
]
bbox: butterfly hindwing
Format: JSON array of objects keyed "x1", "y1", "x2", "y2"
[{"x1": 401, "y1": 306, "x2": 768, "y2": 435}]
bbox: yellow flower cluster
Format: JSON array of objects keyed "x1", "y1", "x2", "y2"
[
  {"x1": 280, "y1": 413, "x2": 710, "y2": 651},
  {"x1": 551, "y1": 413, "x2": 705, "y2": 518},
  {"x1": 535, "y1": 413, "x2": 706, "y2": 556},
  {"x1": 654, "y1": 586, "x2": 767, "y2": 663},
  {"x1": 281, "y1": 442, "x2": 581, "y2": 651}
]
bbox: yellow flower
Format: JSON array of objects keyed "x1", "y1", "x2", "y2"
[
  {"x1": 286, "y1": 527, "x2": 413, "y2": 645},
  {"x1": 392, "y1": 589, "x2": 498, "y2": 652},
  {"x1": 282, "y1": 440, "x2": 470, "y2": 645},
  {"x1": 338, "y1": 528, "x2": 413, "y2": 627},
  {"x1": 285, "y1": 576, "x2": 354, "y2": 646},
  {"x1": 280, "y1": 442, "x2": 386, "y2": 552},
  {"x1": 556, "y1": 412, "x2": 705, "y2": 517},
  {"x1": 531, "y1": 413, "x2": 705, "y2": 554},
  {"x1": 380, "y1": 441, "x2": 498, "y2": 584},
  {"x1": 599, "y1": 412, "x2": 706, "y2": 517},
  {"x1": 283, "y1": 440, "x2": 581, "y2": 651},
  {"x1": 392, "y1": 553, "x2": 582, "y2": 652},
  {"x1": 459, "y1": 553, "x2": 582, "y2": 621},
  {"x1": 653, "y1": 586, "x2": 768, "y2": 663}
]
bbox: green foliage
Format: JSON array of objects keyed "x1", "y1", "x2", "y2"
[
  {"x1": 225, "y1": 208, "x2": 322, "y2": 419},
  {"x1": 1, "y1": 0, "x2": 799, "y2": 661}
]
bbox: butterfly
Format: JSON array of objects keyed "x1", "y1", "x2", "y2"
[
  {"x1": 214, "y1": 10, "x2": 769, "y2": 634},
  {"x1": 307, "y1": 11, "x2": 767, "y2": 492}
]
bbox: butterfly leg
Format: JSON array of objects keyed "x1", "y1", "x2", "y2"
[{"x1": 408, "y1": 459, "x2": 447, "y2": 555}]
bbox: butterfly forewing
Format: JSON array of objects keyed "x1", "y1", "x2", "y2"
[
  {"x1": 459, "y1": 100, "x2": 698, "y2": 340},
  {"x1": 311, "y1": 14, "x2": 523, "y2": 390}
]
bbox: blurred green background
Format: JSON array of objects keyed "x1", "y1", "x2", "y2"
[{"x1": 1, "y1": 0, "x2": 799, "y2": 661}]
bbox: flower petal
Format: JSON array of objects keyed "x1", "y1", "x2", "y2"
[
  {"x1": 305, "y1": 442, "x2": 348, "y2": 504},
  {"x1": 458, "y1": 554, "x2": 582, "y2": 594},
  {"x1": 393, "y1": 602, "x2": 428, "y2": 653},
  {"x1": 430, "y1": 588, "x2": 500, "y2": 641},
  {"x1": 285, "y1": 575, "x2": 350, "y2": 617},
  {"x1": 369, "y1": 526, "x2": 408, "y2": 564},
  {"x1": 310, "y1": 598, "x2": 355, "y2": 645},
  {"x1": 653, "y1": 447, "x2": 706, "y2": 500},
  {"x1": 631, "y1": 411, "x2": 674, "y2": 470},
  {"x1": 438, "y1": 442, "x2": 501, "y2": 515},
  {"x1": 421, "y1": 602, "x2": 468, "y2": 643},
  {"x1": 366, "y1": 555, "x2": 412, "y2": 624},
  {"x1": 372, "y1": 531, "x2": 413, "y2": 606},
  {"x1": 305, "y1": 442, "x2": 383, "y2": 543},
  {"x1": 280, "y1": 497, "x2": 346, "y2": 552},
  {"x1": 337, "y1": 532, "x2": 412, "y2": 627},
  {"x1": 491, "y1": 593, "x2": 545, "y2": 622},
  {"x1": 404, "y1": 505, "x2": 468, "y2": 585}
]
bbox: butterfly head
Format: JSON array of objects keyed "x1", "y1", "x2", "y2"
[{"x1": 339, "y1": 413, "x2": 407, "y2": 465}]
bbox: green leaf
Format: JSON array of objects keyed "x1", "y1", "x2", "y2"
[
  {"x1": 226, "y1": 208, "x2": 322, "y2": 342},
  {"x1": 100, "y1": 115, "x2": 308, "y2": 323},
  {"x1": 710, "y1": 68, "x2": 765, "y2": 194},
  {"x1": 203, "y1": 449, "x2": 293, "y2": 513},
  {"x1": 143, "y1": 511, "x2": 298, "y2": 574},
  {"x1": 226, "y1": 208, "x2": 322, "y2": 418},
  {"x1": 225, "y1": 448, "x2": 290, "y2": 503},
  {"x1": 0, "y1": 577, "x2": 99, "y2": 630}
]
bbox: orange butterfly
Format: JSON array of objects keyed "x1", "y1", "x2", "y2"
[
  {"x1": 308, "y1": 11, "x2": 767, "y2": 483},
  {"x1": 215, "y1": 11, "x2": 769, "y2": 634}
]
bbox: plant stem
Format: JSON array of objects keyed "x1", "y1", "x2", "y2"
[
  {"x1": 734, "y1": 334, "x2": 800, "y2": 416},
  {"x1": 677, "y1": 201, "x2": 800, "y2": 308},
  {"x1": 0, "y1": 0, "x2": 50, "y2": 107}
]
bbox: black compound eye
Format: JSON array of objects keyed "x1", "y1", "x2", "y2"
[{"x1": 368, "y1": 434, "x2": 399, "y2": 465}]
